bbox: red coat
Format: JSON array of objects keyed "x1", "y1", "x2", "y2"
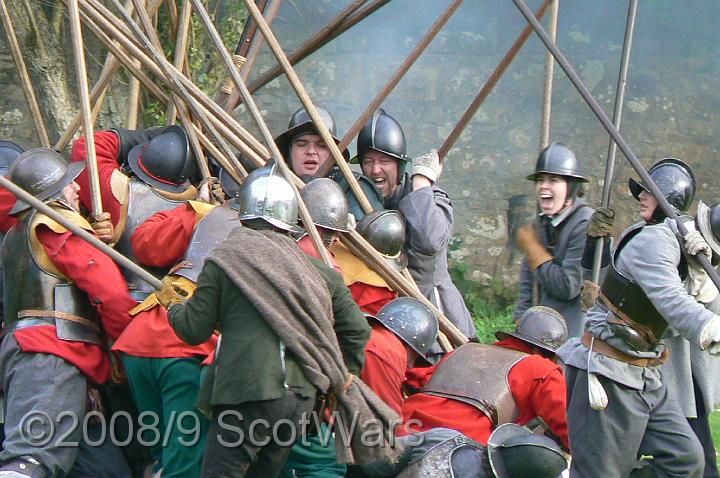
[
  {"x1": 0, "y1": 187, "x2": 18, "y2": 233},
  {"x1": 297, "y1": 235, "x2": 341, "y2": 272},
  {"x1": 112, "y1": 203, "x2": 216, "y2": 358},
  {"x1": 71, "y1": 131, "x2": 124, "y2": 225},
  {"x1": 401, "y1": 337, "x2": 569, "y2": 449},
  {"x1": 13, "y1": 224, "x2": 135, "y2": 384},
  {"x1": 360, "y1": 323, "x2": 407, "y2": 415}
]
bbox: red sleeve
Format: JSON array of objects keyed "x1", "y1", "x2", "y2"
[
  {"x1": 297, "y1": 235, "x2": 341, "y2": 271},
  {"x1": 404, "y1": 352, "x2": 449, "y2": 390},
  {"x1": 36, "y1": 225, "x2": 135, "y2": 340},
  {"x1": 509, "y1": 355, "x2": 569, "y2": 450},
  {"x1": 360, "y1": 326, "x2": 407, "y2": 415},
  {"x1": 349, "y1": 282, "x2": 397, "y2": 315},
  {"x1": 0, "y1": 186, "x2": 18, "y2": 233},
  {"x1": 71, "y1": 131, "x2": 123, "y2": 224},
  {"x1": 130, "y1": 204, "x2": 197, "y2": 268}
]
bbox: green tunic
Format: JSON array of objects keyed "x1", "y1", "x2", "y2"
[{"x1": 168, "y1": 258, "x2": 370, "y2": 407}]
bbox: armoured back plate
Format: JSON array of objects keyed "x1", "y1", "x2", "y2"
[
  {"x1": 173, "y1": 206, "x2": 240, "y2": 283},
  {"x1": 115, "y1": 179, "x2": 186, "y2": 300},
  {"x1": 423, "y1": 343, "x2": 525, "y2": 426}
]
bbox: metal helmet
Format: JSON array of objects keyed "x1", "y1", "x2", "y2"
[
  {"x1": 218, "y1": 167, "x2": 242, "y2": 200},
  {"x1": 526, "y1": 142, "x2": 588, "y2": 183},
  {"x1": 355, "y1": 108, "x2": 409, "y2": 178},
  {"x1": 301, "y1": 178, "x2": 350, "y2": 232},
  {"x1": 628, "y1": 158, "x2": 696, "y2": 214},
  {"x1": 127, "y1": 125, "x2": 191, "y2": 193},
  {"x1": 8, "y1": 148, "x2": 86, "y2": 215},
  {"x1": 374, "y1": 297, "x2": 439, "y2": 357},
  {"x1": 697, "y1": 200, "x2": 720, "y2": 259},
  {"x1": 488, "y1": 423, "x2": 567, "y2": 478},
  {"x1": 0, "y1": 140, "x2": 24, "y2": 176},
  {"x1": 274, "y1": 105, "x2": 349, "y2": 160},
  {"x1": 495, "y1": 306, "x2": 568, "y2": 354},
  {"x1": 356, "y1": 208, "x2": 408, "y2": 269},
  {"x1": 236, "y1": 165, "x2": 301, "y2": 233}
]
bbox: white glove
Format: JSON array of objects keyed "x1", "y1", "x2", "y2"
[
  {"x1": 699, "y1": 316, "x2": 720, "y2": 354},
  {"x1": 684, "y1": 230, "x2": 712, "y2": 261},
  {"x1": 686, "y1": 257, "x2": 720, "y2": 304},
  {"x1": 411, "y1": 149, "x2": 442, "y2": 183}
]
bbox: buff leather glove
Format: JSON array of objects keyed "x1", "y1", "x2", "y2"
[
  {"x1": 517, "y1": 224, "x2": 553, "y2": 270},
  {"x1": 90, "y1": 212, "x2": 115, "y2": 245},
  {"x1": 581, "y1": 280, "x2": 600, "y2": 311},
  {"x1": 198, "y1": 177, "x2": 225, "y2": 205},
  {"x1": 411, "y1": 149, "x2": 442, "y2": 184},
  {"x1": 156, "y1": 276, "x2": 189, "y2": 309},
  {"x1": 587, "y1": 207, "x2": 615, "y2": 238},
  {"x1": 684, "y1": 230, "x2": 712, "y2": 261}
]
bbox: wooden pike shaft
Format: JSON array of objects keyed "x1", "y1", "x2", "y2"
[
  {"x1": 243, "y1": 0, "x2": 374, "y2": 214},
  {"x1": 78, "y1": 0, "x2": 266, "y2": 171},
  {"x1": 539, "y1": 0, "x2": 559, "y2": 150},
  {"x1": 67, "y1": 0, "x2": 103, "y2": 215},
  {"x1": 190, "y1": 0, "x2": 333, "y2": 267},
  {"x1": 438, "y1": 0, "x2": 552, "y2": 159},
  {"x1": 0, "y1": 0, "x2": 50, "y2": 147},
  {"x1": 55, "y1": 0, "x2": 164, "y2": 153},
  {"x1": 328, "y1": 0, "x2": 464, "y2": 175},
  {"x1": 342, "y1": 230, "x2": 467, "y2": 348},
  {"x1": 0, "y1": 175, "x2": 162, "y2": 289},
  {"x1": 246, "y1": 0, "x2": 388, "y2": 94},
  {"x1": 166, "y1": 0, "x2": 193, "y2": 125}
]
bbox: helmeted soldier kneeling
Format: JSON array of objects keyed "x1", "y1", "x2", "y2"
[
  {"x1": 402, "y1": 306, "x2": 570, "y2": 450},
  {"x1": 0, "y1": 149, "x2": 136, "y2": 477}
]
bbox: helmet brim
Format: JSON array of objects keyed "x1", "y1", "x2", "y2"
[
  {"x1": 494, "y1": 330, "x2": 558, "y2": 354},
  {"x1": 487, "y1": 424, "x2": 532, "y2": 477},
  {"x1": 10, "y1": 160, "x2": 86, "y2": 215},
  {"x1": 527, "y1": 170, "x2": 589, "y2": 183},
  {"x1": 698, "y1": 200, "x2": 720, "y2": 258},
  {"x1": 127, "y1": 143, "x2": 190, "y2": 194},
  {"x1": 628, "y1": 177, "x2": 649, "y2": 201},
  {"x1": 274, "y1": 123, "x2": 349, "y2": 161}
]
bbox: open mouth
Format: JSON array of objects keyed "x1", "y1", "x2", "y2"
[
  {"x1": 372, "y1": 177, "x2": 386, "y2": 189},
  {"x1": 539, "y1": 193, "x2": 554, "y2": 209}
]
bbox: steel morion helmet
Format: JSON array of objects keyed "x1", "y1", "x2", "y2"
[
  {"x1": 9, "y1": 148, "x2": 86, "y2": 215},
  {"x1": 374, "y1": 297, "x2": 439, "y2": 357},
  {"x1": 356, "y1": 209, "x2": 407, "y2": 269},
  {"x1": 127, "y1": 125, "x2": 191, "y2": 193},
  {"x1": 0, "y1": 140, "x2": 24, "y2": 177},
  {"x1": 354, "y1": 108, "x2": 409, "y2": 179},
  {"x1": 495, "y1": 306, "x2": 568, "y2": 354},
  {"x1": 236, "y1": 165, "x2": 301, "y2": 233},
  {"x1": 488, "y1": 423, "x2": 567, "y2": 478},
  {"x1": 527, "y1": 142, "x2": 588, "y2": 182},
  {"x1": 274, "y1": 105, "x2": 349, "y2": 160},
  {"x1": 628, "y1": 158, "x2": 696, "y2": 214},
  {"x1": 301, "y1": 178, "x2": 350, "y2": 233}
]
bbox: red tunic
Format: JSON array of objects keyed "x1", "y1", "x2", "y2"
[
  {"x1": 360, "y1": 323, "x2": 407, "y2": 415},
  {"x1": 401, "y1": 337, "x2": 569, "y2": 449},
  {"x1": 112, "y1": 203, "x2": 216, "y2": 358},
  {"x1": 71, "y1": 131, "x2": 124, "y2": 225},
  {"x1": 13, "y1": 226, "x2": 135, "y2": 384},
  {"x1": 0, "y1": 186, "x2": 18, "y2": 233},
  {"x1": 296, "y1": 235, "x2": 341, "y2": 272},
  {"x1": 349, "y1": 283, "x2": 396, "y2": 315}
]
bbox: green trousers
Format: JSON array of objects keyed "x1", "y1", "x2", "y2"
[
  {"x1": 120, "y1": 354, "x2": 209, "y2": 478},
  {"x1": 280, "y1": 423, "x2": 346, "y2": 478}
]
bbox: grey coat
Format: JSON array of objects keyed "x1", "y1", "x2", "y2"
[
  {"x1": 558, "y1": 219, "x2": 717, "y2": 391},
  {"x1": 514, "y1": 201, "x2": 593, "y2": 338},
  {"x1": 387, "y1": 177, "x2": 476, "y2": 345}
]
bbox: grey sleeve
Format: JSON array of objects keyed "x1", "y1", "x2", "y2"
[
  {"x1": 535, "y1": 216, "x2": 589, "y2": 301},
  {"x1": 624, "y1": 225, "x2": 716, "y2": 345},
  {"x1": 514, "y1": 259, "x2": 533, "y2": 321},
  {"x1": 398, "y1": 186, "x2": 453, "y2": 255}
]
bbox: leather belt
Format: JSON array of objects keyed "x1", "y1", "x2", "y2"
[
  {"x1": 582, "y1": 331, "x2": 668, "y2": 367},
  {"x1": 18, "y1": 309, "x2": 101, "y2": 334}
]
